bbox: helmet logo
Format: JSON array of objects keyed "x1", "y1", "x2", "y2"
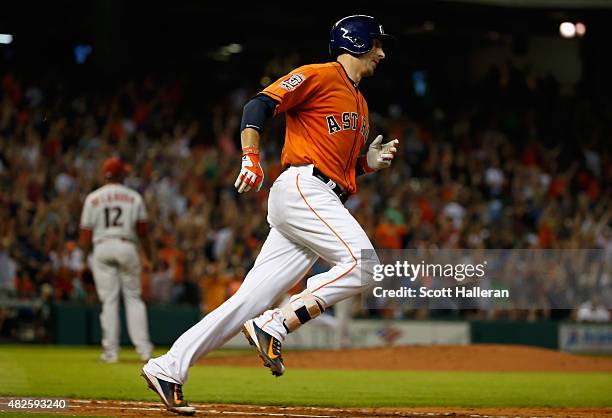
[
  {"x1": 340, "y1": 28, "x2": 365, "y2": 48},
  {"x1": 379, "y1": 25, "x2": 385, "y2": 34}
]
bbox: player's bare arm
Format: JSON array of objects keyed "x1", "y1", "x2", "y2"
[
  {"x1": 79, "y1": 226, "x2": 93, "y2": 263},
  {"x1": 240, "y1": 126, "x2": 260, "y2": 150}
]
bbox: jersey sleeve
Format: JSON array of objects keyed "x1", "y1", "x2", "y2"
[
  {"x1": 80, "y1": 195, "x2": 94, "y2": 229},
  {"x1": 261, "y1": 66, "x2": 320, "y2": 114}
]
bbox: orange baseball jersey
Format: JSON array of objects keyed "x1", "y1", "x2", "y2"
[{"x1": 261, "y1": 62, "x2": 369, "y2": 193}]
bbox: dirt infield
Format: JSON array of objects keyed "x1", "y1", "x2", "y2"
[
  {"x1": 57, "y1": 399, "x2": 612, "y2": 417},
  {"x1": 199, "y1": 344, "x2": 612, "y2": 372}
]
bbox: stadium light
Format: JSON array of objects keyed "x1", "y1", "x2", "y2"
[
  {"x1": 0, "y1": 34, "x2": 13, "y2": 44},
  {"x1": 214, "y1": 43, "x2": 243, "y2": 61},
  {"x1": 575, "y1": 22, "x2": 586, "y2": 37},
  {"x1": 227, "y1": 43, "x2": 243, "y2": 54},
  {"x1": 559, "y1": 22, "x2": 576, "y2": 38}
]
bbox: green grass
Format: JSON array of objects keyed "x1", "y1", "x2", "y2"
[{"x1": 0, "y1": 345, "x2": 610, "y2": 408}]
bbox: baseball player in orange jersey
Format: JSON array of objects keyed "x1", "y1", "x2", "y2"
[{"x1": 142, "y1": 15, "x2": 398, "y2": 415}]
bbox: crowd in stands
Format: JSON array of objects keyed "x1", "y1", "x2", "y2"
[{"x1": 0, "y1": 55, "x2": 610, "y2": 342}]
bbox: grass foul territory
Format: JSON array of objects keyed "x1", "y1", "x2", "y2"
[{"x1": 0, "y1": 345, "x2": 610, "y2": 408}]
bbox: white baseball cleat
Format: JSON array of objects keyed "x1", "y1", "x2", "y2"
[{"x1": 99, "y1": 352, "x2": 119, "y2": 364}]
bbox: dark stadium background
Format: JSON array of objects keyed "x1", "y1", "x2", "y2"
[
  {"x1": 3, "y1": 0, "x2": 612, "y2": 141},
  {"x1": 3, "y1": 2, "x2": 612, "y2": 84},
  {"x1": 0, "y1": 0, "x2": 610, "y2": 345}
]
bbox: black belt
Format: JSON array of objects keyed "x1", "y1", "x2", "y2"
[
  {"x1": 96, "y1": 237, "x2": 134, "y2": 244},
  {"x1": 311, "y1": 167, "x2": 349, "y2": 204}
]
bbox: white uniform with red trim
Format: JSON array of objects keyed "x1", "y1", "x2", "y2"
[
  {"x1": 81, "y1": 183, "x2": 153, "y2": 361},
  {"x1": 144, "y1": 165, "x2": 376, "y2": 383}
]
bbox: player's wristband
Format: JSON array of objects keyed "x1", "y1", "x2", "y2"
[
  {"x1": 242, "y1": 147, "x2": 259, "y2": 156},
  {"x1": 356, "y1": 155, "x2": 374, "y2": 176}
]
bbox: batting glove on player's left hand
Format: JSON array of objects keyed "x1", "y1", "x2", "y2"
[
  {"x1": 234, "y1": 147, "x2": 264, "y2": 193},
  {"x1": 362, "y1": 135, "x2": 399, "y2": 173}
]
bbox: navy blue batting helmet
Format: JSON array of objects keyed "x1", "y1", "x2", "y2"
[{"x1": 329, "y1": 15, "x2": 395, "y2": 57}]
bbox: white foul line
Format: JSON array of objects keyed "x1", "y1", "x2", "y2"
[
  {"x1": 67, "y1": 399, "x2": 559, "y2": 418},
  {"x1": 69, "y1": 400, "x2": 335, "y2": 417}
]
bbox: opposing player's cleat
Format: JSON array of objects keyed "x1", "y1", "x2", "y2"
[
  {"x1": 137, "y1": 347, "x2": 153, "y2": 362},
  {"x1": 141, "y1": 369, "x2": 195, "y2": 415},
  {"x1": 139, "y1": 352, "x2": 152, "y2": 362},
  {"x1": 99, "y1": 352, "x2": 119, "y2": 364},
  {"x1": 241, "y1": 319, "x2": 285, "y2": 377}
]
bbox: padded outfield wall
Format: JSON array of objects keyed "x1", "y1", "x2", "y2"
[{"x1": 51, "y1": 303, "x2": 612, "y2": 353}]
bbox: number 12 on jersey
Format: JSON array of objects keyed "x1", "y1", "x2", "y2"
[{"x1": 104, "y1": 207, "x2": 123, "y2": 228}]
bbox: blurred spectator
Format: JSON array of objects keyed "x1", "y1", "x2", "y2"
[
  {"x1": 0, "y1": 238, "x2": 17, "y2": 295},
  {"x1": 0, "y1": 55, "x2": 609, "y2": 331},
  {"x1": 200, "y1": 261, "x2": 231, "y2": 314},
  {"x1": 576, "y1": 296, "x2": 611, "y2": 323},
  {"x1": 150, "y1": 260, "x2": 174, "y2": 304}
]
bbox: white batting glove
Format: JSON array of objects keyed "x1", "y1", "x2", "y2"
[
  {"x1": 234, "y1": 147, "x2": 264, "y2": 193},
  {"x1": 364, "y1": 135, "x2": 399, "y2": 172}
]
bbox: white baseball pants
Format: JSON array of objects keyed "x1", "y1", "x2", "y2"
[
  {"x1": 92, "y1": 239, "x2": 153, "y2": 359},
  {"x1": 144, "y1": 165, "x2": 377, "y2": 384}
]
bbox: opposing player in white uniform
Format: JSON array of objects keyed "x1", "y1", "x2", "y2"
[
  {"x1": 141, "y1": 16, "x2": 397, "y2": 415},
  {"x1": 80, "y1": 157, "x2": 155, "y2": 363}
]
